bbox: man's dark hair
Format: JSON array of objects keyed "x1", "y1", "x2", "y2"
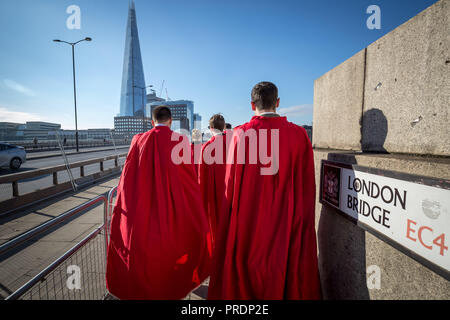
[
  {"x1": 209, "y1": 114, "x2": 225, "y2": 131},
  {"x1": 225, "y1": 123, "x2": 232, "y2": 129},
  {"x1": 152, "y1": 106, "x2": 172, "y2": 122},
  {"x1": 251, "y1": 81, "x2": 278, "y2": 111}
]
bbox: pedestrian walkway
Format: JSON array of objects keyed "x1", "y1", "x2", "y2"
[
  {"x1": 0, "y1": 176, "x2": 119, "y2": 299},
  {"x1": 185, "y1": 278, "x2": 209, "y2": 300},
  {"x1": 0, "y1": 172, "x2": 211, "y2": 300}
]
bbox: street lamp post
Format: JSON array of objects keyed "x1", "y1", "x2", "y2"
[
  {"x1": 133, "y1": 85, "x2": 153, "y2": 133},
  {"x1": 53, "y1": 37, "x2": 92, "y2": 153}
]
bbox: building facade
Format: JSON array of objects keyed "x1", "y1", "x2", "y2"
[
  {"x1": 115, "y1": 1, "x2": 197, "y2": 138},
  {"x1": 193, "y1": 113, "x2": 202, "y2": 130},
  {"x1": 146, "y1": 91, "x2": 166, "y2": 117},
  {"x1": 0, "y1": 121, "x2": 62, "y2": 142},
  {"x1": 0, "y1": 122, "x2": 114, "y2": 143},
  {"x1": 23, "y1": 122, "x2": 61, "y2": 139},
  {"x1": 149, "y1": 100, "x2": 194, "y2": 133},
  {"x1": 87, "y1": 129, "x2": 113, "y2": 140},
  {"x1": 114, "y1": 116, "x2": 152, "y2": 139},
  {"x1": 146, "y1": 91, "x2": 166, "y2": 105},
  {"x1": 119, "y1": 0, "x2": 146, "y2": 117},
  {"x1": 302, "y1": 125, "x2": 312, "y2": 142},
  {"x1": 114, "y1": 0, "x2": 153, "y2": 139}
]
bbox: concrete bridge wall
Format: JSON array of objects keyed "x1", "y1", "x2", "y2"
[{"x1": 312, "y1": 0, "x2": 449, "y2": 299}]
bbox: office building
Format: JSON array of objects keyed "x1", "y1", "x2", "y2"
[
  {"x1": 149, "y1": 100, "x2": 194, "y2": 133},
  {"x1": 193, "y1": 113, "x2": 202, "y2": 130}
]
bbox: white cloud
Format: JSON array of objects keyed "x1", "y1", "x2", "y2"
[
  {"x1": 0, "y1": 107, "x2": 42, "y2": 123},
  {"x1": 3, "y1": 79, "x2": 36, "y2": 97},
  {"x1": 278, "y1": 104, "x2": 313, "y2": 117}
]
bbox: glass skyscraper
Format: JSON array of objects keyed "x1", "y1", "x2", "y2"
[
  {"x1": 119, "y1": 0, "x2": 146, "y2": 117},
  {"x1": 115, "y1": 1, "x2": 199, "y2": 139}
]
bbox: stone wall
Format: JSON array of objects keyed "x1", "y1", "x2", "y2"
[{"x1": 312, "y1": 0, "x2": 450, "y2": 299}]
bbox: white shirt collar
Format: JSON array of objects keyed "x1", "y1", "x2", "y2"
[{"x1": 155, "y1": 123, "x2": 168, "y2": 127}]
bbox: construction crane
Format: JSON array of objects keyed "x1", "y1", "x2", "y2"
[
  {"x1": 159, "y1": 80, "x2": 165, "y2": 98},
  {"x1": 165, "y1": 87, "x2": 171, "y2": 101}
]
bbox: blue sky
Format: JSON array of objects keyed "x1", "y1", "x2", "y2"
[{"x1": 0, "y1": 0, "x2": 438, "y2": 129}]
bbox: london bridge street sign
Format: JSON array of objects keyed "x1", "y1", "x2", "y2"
[{"x1": 319, "y1": 160, "x2": 450, "y2": 280}]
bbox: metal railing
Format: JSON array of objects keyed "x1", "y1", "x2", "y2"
[
  {"x1": 3, "y1": 195, "x2": 109, "y2": 300},
  {"x1": 3, "y1": 140, "x2": 130, "y2": 153},
  {"x1": 105, "y1": 186, "x2": 118, "y2": 253},
  {"x1": 2, "y1": 184, "x2": 206, "y2": 300},
  {"x1": 6, "y1": 227, "x2": 106, "y2": 300}
]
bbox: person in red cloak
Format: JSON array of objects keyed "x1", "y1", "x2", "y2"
[
  {"x1": 208, "y1": 82, "x2": 321, "y2": 300},
  {"x1": 225, "y1": 123, "x2": 233, "y2": 135},
  {"x1": 191, "y1": 129, "x2": 203, "y2": 177},
  {"x1": 106, "y1": 106, "x2": 212, "y2": 300},
  {"x1": 199, "y1": 114, "x2": 228, "y2": 245}
]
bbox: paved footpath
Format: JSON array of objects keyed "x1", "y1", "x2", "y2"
[
  {"x1": 0, "y1": 176, "x2": 119, "y2": 299},
  {"x1": 184, "y1": 278, "x2": 209, "y2": 300},
  {"x1": 0, "y1": 173, "x2": 210, "y2": 300}
]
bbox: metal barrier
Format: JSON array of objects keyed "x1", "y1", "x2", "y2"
[
  {"x1": 2, "y1": 184, "x2": 205, "y2": 300},
  {"x1": 3, "y1": 194, "x2": 110, "y2": 300},
  {"x1": 105, "y1": 186, "x2": 118, "y2": 255},
  {"x1": 6, "y1": 141, "x2": 130, "y2": 153},
  {"x1": 6, "y1": 227, "x2": 106, "y2": 300}
]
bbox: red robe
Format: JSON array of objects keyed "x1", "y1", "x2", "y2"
[
  {"x1": 199, "y1": 133, "x2": 227, "y2": 245},
  {"x1": 106, "y1": 126, "x2": 212, "y2": 299},
  {"x1": 208, "y1": 116, "x2": 321, "y2": 300}
]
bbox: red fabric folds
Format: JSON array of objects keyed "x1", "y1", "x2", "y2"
[
  {"x1": 199, "y1": 133, "x2": 227, "y2": 245},
  {"x1": 106, "y1": 126, "x2": 212, "y2": 300},
  {"x1": 208, "y1": 116, "x2": 322, "y2": 300}
]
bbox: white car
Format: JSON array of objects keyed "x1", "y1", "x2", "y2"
[{"x1": 0, "y1": 143, "x2": 27, "y2": 170}]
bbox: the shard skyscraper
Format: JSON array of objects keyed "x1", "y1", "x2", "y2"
[{"x1": 119, "y1": 0, "x2": 146, "y2": 117}]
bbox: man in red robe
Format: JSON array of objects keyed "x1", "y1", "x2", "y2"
[
  {"x1": 106, "y1": 106, "x2": 212, "y2": 299},
  {"x1": 225, "y1": 123, "x2": 233, "y2": 134},
  {"x1": 191, "y1": 129, "x2": 203, "y2": 177},
  {"x1": 199, "y1": 114, "x2": 228, "y2": 244},
  {"x1": 208, "y1": 82, "x2": 321, "y2": 300}
]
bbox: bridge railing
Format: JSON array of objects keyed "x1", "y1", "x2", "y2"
[
  {"x1": 0, "y1": 153, "x2": 127, "y2": 197},
  {"x1": 20, "y1": 140, "x2": 129, "y2": 153},
  {"x1": 105, "y1": 186, "x2": 118, "y2": 251},
  {"x1": 3, "y1": 194, "x2": 110, "y2": 300},
  {"x1": 0, "y1": 153, "x2": 127, "y2": 215}
]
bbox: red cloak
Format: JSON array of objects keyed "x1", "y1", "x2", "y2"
[
  {"x1": 208, "y1": 116, "x2": 321, "y2": 300},
  {"x1": 106, "y1": 126, "x2": 212, "y2": 299},
  {"x1": 199, "y1": 133, "x2": 227, "y2": 244}
]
